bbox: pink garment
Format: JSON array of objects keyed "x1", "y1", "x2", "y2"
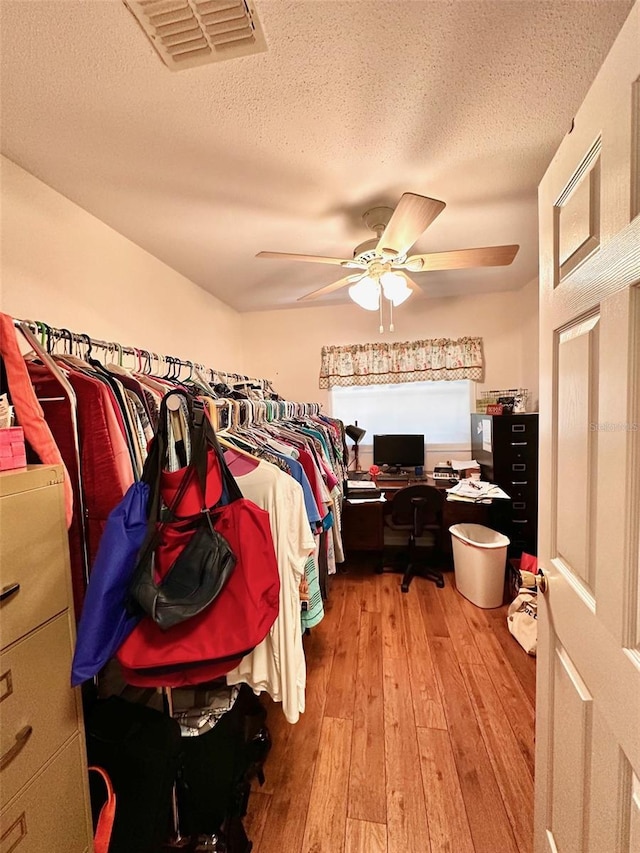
[
  {"x1": 224, "y1": 448, "x2": 259, "y2": 476},
  {"x1": 67, "y1": 369, "x2": 134, "y2": 569},
  {"x1": 320, "y1": 459, "x2": 339, "y2": 491},
  {"x1": 0, "y1": 313, "x2": 73, "y2": 526},
  {"x1": 98, "y1": 383, "x2": 136, "y2": 492},
  {"x1": 296, "y1": 448, "x2": 329, "y2": 520}
]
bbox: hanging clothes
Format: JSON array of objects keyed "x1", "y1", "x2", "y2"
[{"x1": 224, "y1": 455, "x2": 315, "y2": 724}]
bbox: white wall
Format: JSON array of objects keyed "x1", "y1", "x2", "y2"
[
  {"x1": 241, "y1": 285, "x2": 539, "y2": 467},
  {"x1": 519, "y1": 276, "x2": 539, "y2": 411},
  {"x1": 0, "y1": 156, "x2": 245, "y2": 373},
  {"x1": 1, "y1": 155, "x2": 540, "y2": 418},
  {"x1": 241, "y1": 285, "x2": 538, "y2": 409}
]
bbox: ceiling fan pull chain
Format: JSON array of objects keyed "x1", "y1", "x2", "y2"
[
  {"x1": 379, "y1": 295, "x2": 384, "y2": 334},
  {"x1": 389, "y1": 300, "x2": 395, "y2": 333}
]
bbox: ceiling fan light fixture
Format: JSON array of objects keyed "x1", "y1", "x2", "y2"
[
  {"x1": 404, "y1": 257, "x2": 425, "y2": 272},
  {"x1": 348, "y1": 276, "x2": 380, "y2": 311},
  {"x1": 380, "y1": 271, "x2": 412, "y2": 306}
]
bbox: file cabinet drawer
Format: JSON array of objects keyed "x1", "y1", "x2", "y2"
[
  {"x1": 0, "y1": 475, "x2": 69, "y2": 650},
  {"x1": 0, "y1": 735, "x2": 91, "y2": 853},
  {"x1": 510, "y1": 481, "x2": 532, "y2": 501},
  {"x1": 0, "y1": 615, "x2": 78, "y2": 807},
  {"x1": 507, "y1": 420, "x2": 535, "y2": 437},
  {"x1": 509, "y1": 517, "x2": 536, "y2": 536}
]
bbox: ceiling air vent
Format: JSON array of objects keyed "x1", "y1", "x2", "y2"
[{"x1": 123, "y1": 0, "x2": 267, "y2": 70}]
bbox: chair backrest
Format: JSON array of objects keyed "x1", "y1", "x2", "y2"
[{"x1": 386, "y1": 484, "x2": 444, "y2": 530}]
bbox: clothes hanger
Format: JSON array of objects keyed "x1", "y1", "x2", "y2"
[{"x1": 37, "y1": 321, "x2": 54, "y2": 354}]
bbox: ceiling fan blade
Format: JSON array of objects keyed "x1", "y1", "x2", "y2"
[
  {"x1": 257, "y1": 251, "x2": 364, "y2": 268},
  {"x1": 297, "y1": 273, "x2": 363, "y2": 302},
  {"x1": 405, "y1": 244, "x2": 519, "y2": 272},
  {"x1": 376, "y1": 193, "x2": 446, "y2": 258}
]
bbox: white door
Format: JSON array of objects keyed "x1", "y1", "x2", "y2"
[{"x1": 535, "y1": 5, "x2": 640, "y2": 852}]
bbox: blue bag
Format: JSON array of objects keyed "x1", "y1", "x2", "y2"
[{"x1": 71, "y1": 482, "x2": 149, "y2": 686}]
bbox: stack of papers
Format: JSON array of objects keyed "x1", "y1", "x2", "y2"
[
  {"x1": 446, "y1": 480, "x2": 510, "y2": 503},
  {"x1": 449, "y1": 459, "x2": 481, "y2": 473},
  {"x1": 346, "y1": 479, "x2": 377, "y2": 490}
]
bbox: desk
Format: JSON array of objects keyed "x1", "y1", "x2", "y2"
[{"x1": 342, "y1": 479, "x2": 505, "y2": 563}]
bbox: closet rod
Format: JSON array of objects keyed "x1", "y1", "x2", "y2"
[{"x1": 12, "y1": 317, "x2": 273, "y2": 388}]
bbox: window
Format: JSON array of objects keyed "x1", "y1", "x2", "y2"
[{"x1": 330, "y1": 380, "x2": 473, "y2": 446}]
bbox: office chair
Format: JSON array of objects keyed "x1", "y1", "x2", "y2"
[{"x1": 383, "y1": 484, "x2": 445, "y2": 592}]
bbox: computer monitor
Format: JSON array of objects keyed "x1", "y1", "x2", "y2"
[{"x1": 372, "y1": 434, "x2": 425, "y2": 470}]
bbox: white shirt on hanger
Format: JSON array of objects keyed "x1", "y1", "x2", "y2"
[{"x1": 226, "y1": 459, "x2": 315, "y2": 723}]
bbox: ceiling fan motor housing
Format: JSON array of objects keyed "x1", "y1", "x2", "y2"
[
  {"x1": 361, "y1": 205, "x2": 394, "y2": 235},
  {"x1": 352, "y1": 238, "x2": 379, "y2": 262}
]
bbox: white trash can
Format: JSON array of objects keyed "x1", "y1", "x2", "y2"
[{"x1": 449, "y1": 523, "x2": 510, "y2": 608}]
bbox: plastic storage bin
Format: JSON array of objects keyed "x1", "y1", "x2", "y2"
[{"x1": 449, "y1": 523, "x2": 510, "y2": 608}]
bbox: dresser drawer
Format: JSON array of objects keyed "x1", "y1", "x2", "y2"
[
  {"x1": 0, "y1": 476, "x2": 69, "y2": 650},
  {"x1": 0, "y1": 614, "x2": 79, "y2": 807},
  {"x1": 0, "y1": 735, "x2": 92, "y2": 853}
]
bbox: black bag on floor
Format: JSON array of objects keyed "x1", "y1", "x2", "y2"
[
  {"x1": 85, "y1": 695, "x2": 182, "y2": 853},
  {"x1": 176, "y1": 685, "x2": 270, "y2": 838}
]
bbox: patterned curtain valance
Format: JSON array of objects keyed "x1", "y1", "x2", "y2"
[{"x1": 319, "y1": 337, "x2": 484, "y2": 389}]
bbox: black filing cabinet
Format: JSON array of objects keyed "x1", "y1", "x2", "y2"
[{"x1": 471, "y1": 413, "x2": 538, "y2": 556}]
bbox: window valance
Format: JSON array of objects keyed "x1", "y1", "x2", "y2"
[{"x1": 319, "y1": 337, "x2": 484, "y2": 389}]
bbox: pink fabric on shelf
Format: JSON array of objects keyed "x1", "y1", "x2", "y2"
[{"x1": 0, "y1": 313, "x2": 73, "y2": 526}]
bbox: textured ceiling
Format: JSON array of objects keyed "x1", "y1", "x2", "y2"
[{"x1": 0, "y1": 0, "x2": 633, "y2": 312}]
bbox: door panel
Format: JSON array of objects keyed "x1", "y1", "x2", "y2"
[
  {"x1": 629, "y1": 772, "x2": 640, "y2": 850},
  {"x1": 536, "y1": 4, "x2": 640, "y2": 852},
  {"x1": 549, "y1": 646, "x2": 593, "y2": 852},
  {"x1": 555, "y1": 141, "x2": 601, "y2": 285},
  {"x1": 555, "y1": 317, "x2": 599, "y2": 594}
]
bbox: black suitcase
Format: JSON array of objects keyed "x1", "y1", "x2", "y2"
[
  {"x1": 176, "y1": 685, "x2": 270, "y2": 840},
  {"x1": 85, "y1": 695, "x2": 182, "y2": 853}
]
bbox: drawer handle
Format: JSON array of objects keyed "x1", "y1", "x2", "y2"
[
  {"x1": 0, "y1": 726, "x2": 33, "y2": 771},
  {"x1": 512, "y1": 519, "x2": 528, "y2": 524},
  {"x1": 0, "y1": 584, "x2": 20, "y2": 603},
  {"x1": 510, "y1": 441, "x2": 527, "y2": 446},
  {"x1": 512, "y1": 480, "x2": 528, "y2": 485},
  {"x1": 0, "y1": 812, "x2": 27, "y2": 853}
]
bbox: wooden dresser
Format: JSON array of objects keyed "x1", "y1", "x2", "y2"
[{"x1": 0, "y1": 465, "x2": 93, "y2": 853}]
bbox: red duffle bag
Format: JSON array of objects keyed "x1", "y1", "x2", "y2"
[{"x1": 116, "y1": 391, "x2": 280, "y2": 687}]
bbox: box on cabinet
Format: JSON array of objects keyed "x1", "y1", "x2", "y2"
[{"x1": 0, "y1": 427, "x2": 27, "y2": 470}]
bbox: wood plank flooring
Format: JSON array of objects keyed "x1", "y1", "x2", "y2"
[{"x1": 245, "y1": 564, "x2": 536, "y2": 853}]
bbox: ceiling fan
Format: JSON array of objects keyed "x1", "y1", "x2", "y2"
[{"x1": 256, "y1": 193, "x2": 519, "y2": 310}]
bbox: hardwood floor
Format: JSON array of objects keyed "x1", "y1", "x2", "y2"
[{"x1": 245, "y1": 564, "x2": 536, "y2": 853}]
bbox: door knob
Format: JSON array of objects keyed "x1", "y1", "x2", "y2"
[{"x1": 536, "y1": 568, "x2": 548, "y2": 595}]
